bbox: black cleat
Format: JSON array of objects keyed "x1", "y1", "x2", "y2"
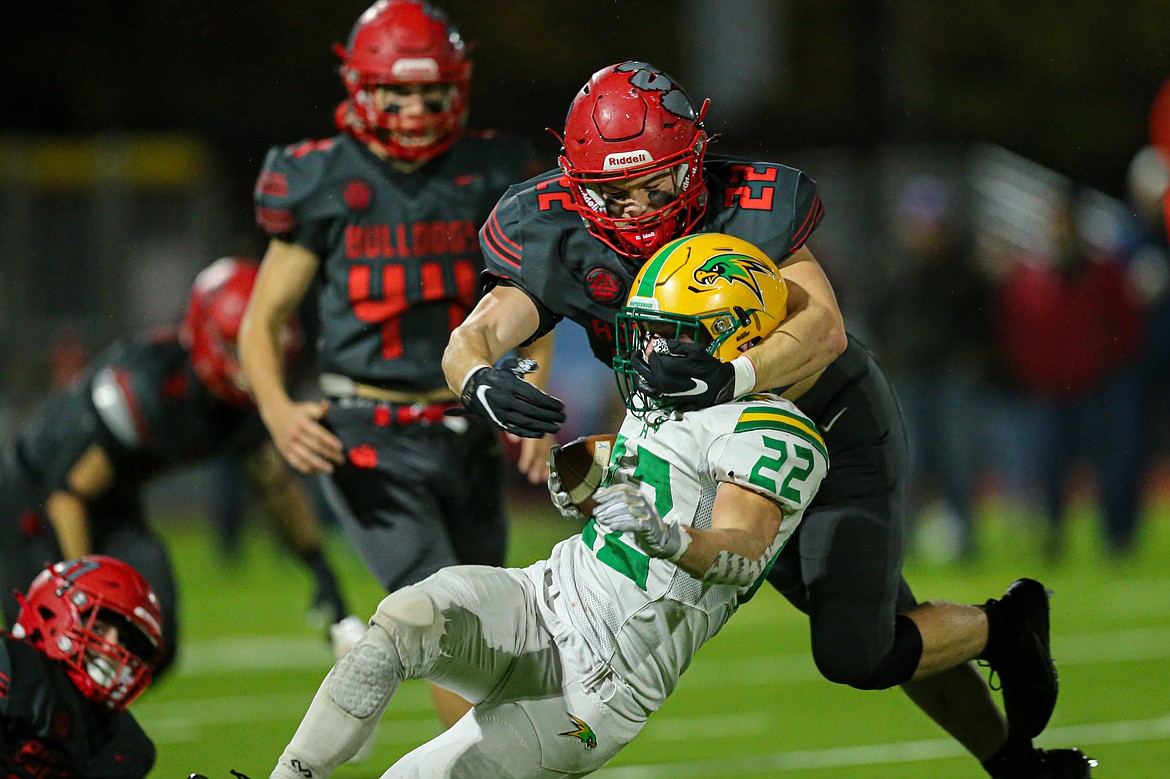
[
  {"x1": 1038, "y1": 748, "x2": 1096, "y2": 778},
  {"x1": 979, "y1": 578, "x2": 1059, "y2": 739},
  {"x1": 985, "y1": 746, "x2": 1096, "y2": 778}
]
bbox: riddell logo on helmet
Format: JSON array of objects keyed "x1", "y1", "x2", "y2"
[
  {"x1": 391, "y1": 58, "x2": 440, "y2": 81},
  {"x1": 603, "y1": 150, "x2": 652, "y2": 170}
]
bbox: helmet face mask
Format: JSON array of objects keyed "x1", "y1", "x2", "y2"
[
  {"x1": 613, "y1": 233, "x2": 789, "y2": 419},
  {"x1": 559, "y1": 61, "x2": 710, "y2": 260},
  {"x1": 336, "y1": 0, "x2": 471, "y2": 162},
  {"x1": 13, "y1": 556, "x2": 163, "y2": 710}
]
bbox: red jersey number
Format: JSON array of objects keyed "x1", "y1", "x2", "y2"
[{"x1": 724, "y1": 165, "x2": 778, "y2": 211}]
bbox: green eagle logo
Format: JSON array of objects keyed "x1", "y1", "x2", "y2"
[
  {"x1": 693, "y1": 252, "x2": 773, "y2": 306},
  {"x1": 558, "y1": 713, "x2": 598, "y2": 749}
]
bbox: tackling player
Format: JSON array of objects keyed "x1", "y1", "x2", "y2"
[
  {"x1": 442, "y1": 62, "x2": 1093, "y2": 776},
  {"x1": 240, "y1": 0, "x2": 555, "y2": 728},
  {"x1": 269, "y1": 233, "x2": 829, "y2": 777},
  {"x1": 0, "y1": 257, "x2": 353, "y2": 677},
  {"x1": 1, "y1": 556, "x2": 163, "y2": 777}
]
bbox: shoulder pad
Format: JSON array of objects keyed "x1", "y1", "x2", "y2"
[
  {"x1": 253, "y1": 138, "x2": 339, "y2": 237},
  {"x1": 91, "y1": 366, "x2": 149, "y2": 449}
]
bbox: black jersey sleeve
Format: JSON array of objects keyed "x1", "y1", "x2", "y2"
[
  {"x1": 708, "y1": 158, "x2": 825, "y2": 264},
  {"x1": 254, "y1": 140, "x2": 335, "y2": 256},
  {"x1": 786, "y1": 168, "x2": 825, "y2": 257},
  {"x1": 478, "y1": 176, "x2": 565, "y2": 341}
]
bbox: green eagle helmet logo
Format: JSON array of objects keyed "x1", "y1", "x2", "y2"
[{"x1": 693, "y1": 252, "x2": 773, "y2": 306}]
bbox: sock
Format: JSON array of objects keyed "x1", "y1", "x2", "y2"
[{"x1": 301, "y1": 548, "x2": 347, "y2": 624}]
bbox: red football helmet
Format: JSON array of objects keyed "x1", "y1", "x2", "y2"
[
  {"x1": 334, "y1": 0, "x2": 472, "y2": 162},
  {"x1": 180, "y1": 256, "x2": 300, "y2": 409},
  {"x1": 12, "y1": 556, "x2": 163, "y2": 710},
  {"x1": 557, "y1": 61, "x2": 710, "y2": 260}
]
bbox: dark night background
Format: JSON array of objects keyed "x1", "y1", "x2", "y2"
[
  {"x1": 3, "y1": 0, "x2": 1170, "y2": 405},
  {"x1": 5, "y1": 1, "x2": 1170, "y2": 203}
]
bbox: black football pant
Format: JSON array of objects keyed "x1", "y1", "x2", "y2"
[{"x1": 766, "y1": 335, "x2": 920, "y2": 688}]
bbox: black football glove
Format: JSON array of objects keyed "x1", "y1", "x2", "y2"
[
  {"x1": 458, "y1": 357, "x2": 566, "y2": 437},
  {"x1": 632, "y1": 339, "x2": 735, "y2": 411}
]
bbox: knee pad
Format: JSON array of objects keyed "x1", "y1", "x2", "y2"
[
  {"x1": 327, "y1": 632, "x2": 401, "y2": 718},
  {"x1": 369, "y1": 585, "x2": 446, "y2": 679},
  {"x1": 821, "y1": 614, "x2": 922, "y2": 691}
]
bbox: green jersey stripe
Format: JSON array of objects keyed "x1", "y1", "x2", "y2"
[{"x1": 735, "y1": 409, "x2": 827, "y2": 460}]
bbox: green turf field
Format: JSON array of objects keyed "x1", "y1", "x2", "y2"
[{"x1": 141, "y1": 491, "x2": 1170, "y2": 778}]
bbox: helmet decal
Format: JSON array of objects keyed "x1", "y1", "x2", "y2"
[
  {"x1": 619, "y1": 62, "x2": 698, "y2": 122},
  {"x1": 693, "y1": 252, "x2": 775, "y2": 307}
]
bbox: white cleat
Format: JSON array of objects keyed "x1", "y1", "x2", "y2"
[{"x1": 330, "y1": 615, "x2": 367, "y2": 659}]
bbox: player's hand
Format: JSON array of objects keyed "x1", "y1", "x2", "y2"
[
  {"x1": 513, "y1": 433, "x2": 555, "y2": 484},
  {"x1": 547, "y1": 460, "x2": 586, "y2": 521},
  {"x1": 459, "y1": 357, "x2": 566, "y2": 438},
  {"x1": 260, "y1": 399, "x2": 344, "y2": 475},
  {"x1": 633, "y1": 339, "x2": 735, "y2": 411},
  {"x1": 592, "y1": 483, "x2": 690, "y2": 561}
]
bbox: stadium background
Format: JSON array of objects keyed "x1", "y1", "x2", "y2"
[{"x1": 2, "y1": 1, "x2": 1170, "y2": 775}]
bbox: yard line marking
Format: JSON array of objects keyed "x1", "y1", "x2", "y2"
[
  {"x1": 170, "y1": 624, "x2": 1170, "y2": 679},
  {"x1": 594, "y1": 713, "x2": 1170, "y2": 777}
]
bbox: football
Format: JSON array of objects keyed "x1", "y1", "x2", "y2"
[{"x1": 550, "y1": 434, "x2": 617, "y2": 516}]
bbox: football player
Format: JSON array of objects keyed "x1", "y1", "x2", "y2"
[
  {"x1": 270, "y1": 234, "x2": 829, "y2": 778},
  {"x1": 1, "y1": 556, "x2": 163, "y2": 777},
  {"x1": 442, "y1": 62, "x2": 1093, "y2": 776},
  {"x1": 241, "y1": 0, "x2": 553, "y2": 729},
  {"x1": 0, "y1": 257, "x2": 354, "y2": 678}
]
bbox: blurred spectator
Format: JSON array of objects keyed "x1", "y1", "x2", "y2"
[
  {"x1": 994, "y1": 187, "x2": 1147, "y2": 558},
  {"x1": 873, "y1": 175, "x2": 993, "y2": 561},
  {"x1": 49, "y1": 326, "x2": 89, "y2": 390},
  {"x1": 1126, "y1": 147, "x2": 1170, "y2": 462}
]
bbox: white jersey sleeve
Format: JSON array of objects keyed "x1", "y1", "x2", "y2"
[{"x1": 704, "y1": 396, "x2": 829, "y2": 515}]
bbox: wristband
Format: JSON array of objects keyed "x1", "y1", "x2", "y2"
[
  {"x1": 460, "y1": 364, "x2": 492, "y2": 394},
  {"x1": 731, "y1": 354, "x2": 757, "y2": 399},
  {"x1": 666, "y1": 527, "x2": 692, "y2": 562}
]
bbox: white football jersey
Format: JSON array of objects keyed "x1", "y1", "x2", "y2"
[{"x1": 543, "y1": 394, "x2": 828, "y2": 713}]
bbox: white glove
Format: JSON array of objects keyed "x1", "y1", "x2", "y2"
[
  {"x1": 592, "y1": 483, "x2": 690, "y2": 561},
  {"x1": 547, "y1": 468, "x2": 586, "y2": 521}
]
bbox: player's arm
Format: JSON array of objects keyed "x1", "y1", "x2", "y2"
[
  {"x1": 591, "y1": 481, "x2": 782, "y2": 586},
  {"x1": 441, "y1": 285, "x2": 565, "y2": 438},
  {"x1": 240, "y1": 441, "x2": 324, "y2": 553},
  {"x1": 513, "y1": 330, "x2": 557, "y2": 484},
  {"x1": 240, "y1": 239, "x2": 343, "y2": 474},
  {"x1": 45, "y1": 444, "x2": 116, "y2": 559},
  {"x1": 745, "y1": 245, "x2": 847, "y2": 391},
  {"x1": 673, "y1": 483, "x2": 783, "y2": 583}
]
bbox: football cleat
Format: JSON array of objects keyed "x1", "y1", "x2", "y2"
[
  {"x1": 330, "y1": 615, "x2": 367, "y2": 659},
  {"x1": 986, "y1": 747, "x2": 1096, "y2": 779},
  {"x1": 979, "y1": 579, "x2": 1059, "y2": 740},
  {"x1": 1038, "y1": 748, "x2": 1096, "y2": 778}
]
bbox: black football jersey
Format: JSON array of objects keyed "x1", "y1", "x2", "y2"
[
  {"x1": 13, "y1": 332, "x2": 263, "y2": 502},
  {"x1": 479, "y1": 154, "x2": 824, "y2": 365},
  {"x1": 254, "y1": 131, "x2": 540, "y2": 391},
  {"x1": 0, "y1": 636, "x2": 154, "y2": 778}
]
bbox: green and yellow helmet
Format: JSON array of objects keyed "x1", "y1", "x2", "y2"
[{"x1": 613, "y1": 232, "x2": 788, "y2": 415}]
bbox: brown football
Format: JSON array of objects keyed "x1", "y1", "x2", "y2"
[{"x1": 550, "y1": 434, "x2": 617, "y2": 516}]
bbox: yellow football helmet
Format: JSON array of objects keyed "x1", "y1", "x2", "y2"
[{"x1": 613, "y1": 232, "x2": 788, "y2": 415}]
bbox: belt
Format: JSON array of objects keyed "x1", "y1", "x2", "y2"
[
  {"x1": 370, "y1": 401, "x2": 461, "y2": 426},
  {"x1": 320, "y1": 372, "x2": 459, "y2": 404}
]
